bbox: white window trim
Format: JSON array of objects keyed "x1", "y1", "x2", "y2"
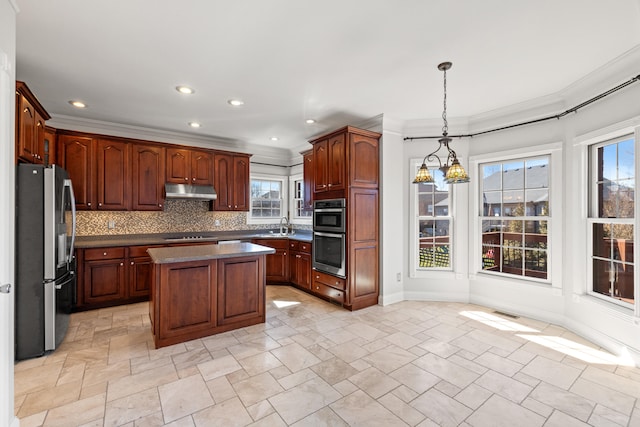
[
  {"x1": 247, "y1": 174, "x2": 288, "y2": 225},
  {"x1": 409, "y1": 158, "x2": 455, "y2": 278},
  {"x1": 469, "y1": 142, "x2": 562, "y2": 289},
  {"x1": 288, "y1": 173, "x2": 312, "y2": 225},
  {"x1": 585, "y1": 132, "x2": 638, "y2": 312}
]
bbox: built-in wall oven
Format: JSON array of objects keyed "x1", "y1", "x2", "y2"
[{"x1": 313, "y1": 198, "x2": 346, "y2": 278}]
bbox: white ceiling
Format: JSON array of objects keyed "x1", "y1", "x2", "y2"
[{"x1": 14, "y1": 0, "x2": 640, "y2": 152}]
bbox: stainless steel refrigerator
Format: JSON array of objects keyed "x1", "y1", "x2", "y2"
[{"x1": 15, "y1": 164, "x2": 76, "y2": 360}]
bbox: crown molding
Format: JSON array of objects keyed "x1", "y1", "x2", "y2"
[{"x1": 49, "y1": 114, "x2": 292, "y2": 166}]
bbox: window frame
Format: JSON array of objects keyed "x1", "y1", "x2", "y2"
[
  {"x1": 289, "y1": 173, "x2": 312, "y2": 225},
  {"x1": 586, "y1": 134, "x2": 636, "y2": 309},
  {"x1": 247, "y1": 174, "x2": 288, "y2": 225},
  {"x1": 409, "y1": 158, "x2": 454, "y2": 276},
  {"x1": 470, "y1": 142, "x2": 562, "y2": 288}
]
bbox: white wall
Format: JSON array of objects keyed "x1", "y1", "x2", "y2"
[
  {"x1": 1, "y1": 1, "x2": 18, "y2": 426},
  {"x1": 396, "y1": 47, "x2": 640, "y2": 364}
]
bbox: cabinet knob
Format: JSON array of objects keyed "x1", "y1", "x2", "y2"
[
  {"x1": 130, "y1": 261, "x2": 134, "y2": 265},
  {"x1": 103, "y1": 252, "x2": 107, "y2": 256},
  {"x1": 316, "y1": 275, "x2": 319, "y2": 279},
  {"x1": 159, "y1": 204, "x2": 162, "y2": 208},
  {"x1": 234, "y1": 205, "x2": 238, "y2": 208},
  {"x1": 192, "y1": 177, "x2": 196, "y2": 181},
  {"x1": 228, "y1": 205, "x2": 231, "y2": 208},
  {"x1": 316, "y1": 286, "x2": 320, "y2": 290},
  {"x1": 284, "y1": 252, "x2": 286, "y2": 256},
  {"x1": 120, "y1": 262, "x2": 124, "y2": 266},
  {"x1": 88, "y1": 202, "x2": 92, "y2": 207},
  {"x1": 98, "y1": 203, "x2": 102, "y2": 207},
  {"x1": 328, "y1": 184, "x2": 332, "y2": 187},
  {"x1": 184, "y1": 177, "x2": 188, "y2": 181}
]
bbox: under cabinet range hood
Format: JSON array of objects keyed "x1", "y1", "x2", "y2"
[{"x1": 164, "y1": 183, "x2": 217, "y2": 200}]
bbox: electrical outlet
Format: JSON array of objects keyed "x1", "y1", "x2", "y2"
[
  {"x1": 107, "y1": 220, "x2": 116, "y2": 229},
  {"x1": 396, "y1": 272, "x2": 401, "y2": 282},
  {"x1": 214, "y1": 219, "x2": 221, "y2": 226}
]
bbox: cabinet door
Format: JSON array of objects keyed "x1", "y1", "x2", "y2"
[
  {"x1": 217, "y1": 256, "x2": 264, "y2": 326},
  {"x1": 166, "y1": 148, "x2": 190, "y2": 184},
  {"x1": 57, "y1": 134, "x2": 95, "y2": 210},
  {"x1": 159, "y1": 260, "x2": 217, "y2": 339},
  {"x1": 96, "y1": 139, "x2": 130, "y2": 210},
  {"x1": 16, "y1": 93, "x2": 36, "y2": 162},
  {"x1": 313, "y1": 139, "x2": 328, "y2": 193},
  {"x1": 43, "y1": 126, "x2": 56, "y2": 166},
  {"x1": 253, "y1": 239, "x2": 289, "y2": 284},
  {"x1": 232, "y1": 155, "x2": 250, "y2": 210},
  {"x1": 191, "y1": 150, "x2": 214, "y2": 185},
  {"x1": 83, "y1": 258, "x2": 127, "y2": 305},
  {"x1": 349, "y1": 133, "x2": 379, "y2": 188},
  {"x1": 33, "y1": 112, "x2": 46, "y2": 164},
  {"x1": 214, "y1": 153, "x2": 233, "y2": 211},
  {"x1": 297, "y1": 252, "x2": 312, "y2": 290},
  {"x1": 302, "y1": 150, "x2": 314, "y2": 210},
  {"x1": 129, "y1": 256, "x2": 153, "y2": 298},
  {"x1": 327, "y1": 133, "x2": 346, "y2": 191},
  {"x1": 132, "y1": 144, "x2": 165, "y2": 210}
]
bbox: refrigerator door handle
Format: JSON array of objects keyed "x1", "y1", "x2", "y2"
[{"x1": 64, "y1": 178, "x2": 77, "y2": 265}]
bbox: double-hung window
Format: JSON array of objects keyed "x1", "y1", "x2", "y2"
[
  {"x1": 248, "y1": 176, "x2": 286, "y2": 223},
  {"x1": 588, "y1": 135, "x2": 635, "y2": 306},
  {"x1": 411, "y1": 160, "x2": 452, "y2": 271},
  {"x1": 480, "y1": 156, "x2": 550, "y2": 280},
  {"x1": 289, "y1": 174, "x2": 311, "y2": 222}
]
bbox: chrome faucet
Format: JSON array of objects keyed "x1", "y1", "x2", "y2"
[{"x1": 280, "y1": 216, "x2": 290, "y2": 235}]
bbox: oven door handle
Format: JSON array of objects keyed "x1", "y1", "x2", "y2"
[
  {"x1": 313, "y1": 231, "x2": 345, "y2": 238},
  {"x1": 314, "y1": 208, "x2": 344, "y2": 213}
]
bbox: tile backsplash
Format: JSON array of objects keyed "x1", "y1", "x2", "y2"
[{"x1": 75, "y1": 199, "x2": 309, "y2": 236}]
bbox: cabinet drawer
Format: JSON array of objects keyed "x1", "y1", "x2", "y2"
[
  {"x1": 289, "y1": 240, "x2": 299, "y2": 251},
  {"x1": 253, "y1": 238, "x2": 289, "y2": 249},
  {"x1": 298, "y1": 242, "x2": 311, "y2": 254},
  {"x1": 312, "y1": 281, "x2": 344, "y2": 303},
  {"x1": 313, "y1": 270, "x2": 345, "y2": 290},
  {"x1": 84, "y1": 247, "x2": 126, "y2": 261},
  {"x1": 128, "y1": 245, "x2": 162, "y2": 258}
]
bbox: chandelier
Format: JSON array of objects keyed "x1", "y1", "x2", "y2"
[{"x1": 413, "y1": 62, "x2": 469, "y2": 184}]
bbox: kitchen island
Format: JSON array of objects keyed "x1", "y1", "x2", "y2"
[{"x1": 147, "y1": 242, "x2": 275, "y2": 348}]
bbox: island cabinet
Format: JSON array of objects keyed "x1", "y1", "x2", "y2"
[
  {"x1": 147, "y1": 243, "x2": 273, "y2": 349},
  {"x1": 252, "y1": 238, "x2": 289, "y2": 284},
  {"x1": 15, "y1": 81, "x2": 51, "y2": 164},
  {"x1": 214, "y1": 153, "x2": 250, "y2": 211},
  {"x1": 166, "y1": 147, "x2": 214, "y2": 185}
]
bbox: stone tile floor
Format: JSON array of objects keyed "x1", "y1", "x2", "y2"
[{"x1": 14, "y1": 285, "x2": 640, "y2": 426}]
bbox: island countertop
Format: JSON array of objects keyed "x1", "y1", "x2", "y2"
[{"x1": 147, "y1": 242, "x2": 276, "y2": 264}]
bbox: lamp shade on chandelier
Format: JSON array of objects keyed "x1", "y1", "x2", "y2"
[{"x1": 413, "y1": 62, "x2": 469, "y2": 184}]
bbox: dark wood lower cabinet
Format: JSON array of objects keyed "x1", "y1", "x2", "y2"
[
  {"x1": 217, "y1": 256, "x2": 264, "y2": 326},
  {"x1": 83, "y1": 258, "x2": 127, "y2": 306},
  {"x1": 253, "y1": 238, "x2": 289, "y2": 284}
]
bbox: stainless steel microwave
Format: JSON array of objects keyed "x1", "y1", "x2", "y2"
[{"x1": 313, "y1": 198, "x2": 346, "y2": 233}]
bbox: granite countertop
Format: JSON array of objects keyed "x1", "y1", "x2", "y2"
[
  {"x1": 75, "y1": 229, "x2": 312, "y2": 248},
  {"x1": 147, "y1": 242, "x2": 276, "y2": 264}
]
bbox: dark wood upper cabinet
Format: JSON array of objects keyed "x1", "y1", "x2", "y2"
[
  {"x1": 57, "y1": 134, "x2": 95, "y2": 210},
  {"x1": 313, "y1": 139, "x2": 328, "y2": 193},
  {"x1": 96, "y1": 138, "x2": 130, "y2": 210},
  {"x1": 132, "y1": 144, "x2": 165, "y2": 211},
  {"x1": 15, "y1": 81, "x2": 50, "y2": 164},
  {"x1": 214, "y1": 153, "x2": 250, "y2": 211},
  {"x1": 166, "y1": 147, "x2": 213, "y2": 185},
  {"x1": 302, "y1": 149, "x2": 314, "y2": 211},
  {"x1": 327, "y1": 133, "x2": 346, "y2": 191},
  {"x1": 43, "y1": 126, "x2": 57, "y2": 166}
]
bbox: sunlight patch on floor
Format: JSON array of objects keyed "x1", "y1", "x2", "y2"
[
  {"x1": 272, "y1": 300, "x2": 301, "y2": 308},
  {"x1": 460, "y1": 310, "x2": 539, "y2": 332},
  {"x1": 517, "y1": 334, "x2": 635, "y2": 366}
]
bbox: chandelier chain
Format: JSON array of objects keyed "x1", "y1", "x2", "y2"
[{"x1": 442, "y1": 67, "x2": 448, "y2": 136}]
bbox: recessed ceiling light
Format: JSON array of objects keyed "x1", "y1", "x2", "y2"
[
  {"x1": 69, "y1": 100, "x2": 86, "y2": 108},
  {"x1": 305, "y1": 119, "x2": 316, "y2": 124},
  {"x1": 228, "y1": 99, "x2": 244, "y2": 107},
  {"x1": 188, "y1": 122, "x2": 201, "y2": 128},
  {"x1": 270, "y1": 137, "x2": 279, "y2": 141},
  {"x1": 176, "y1": 85, "x2": 195, "y2": 95}
]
